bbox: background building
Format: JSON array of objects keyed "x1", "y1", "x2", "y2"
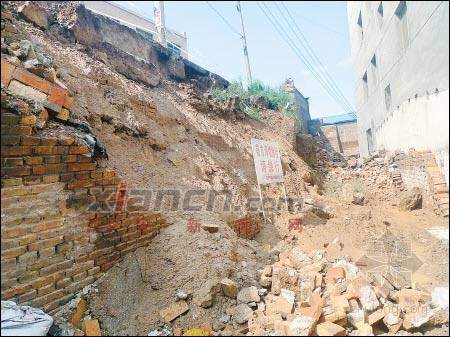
[
  {"x1": 82, "y1": 1, "x2": 188, "y2": 58},
  {"x1": 283, "y1": 78, "x2": 311, "y2": 134},
  {"x1": 347, "y1": 1, "x2": 449, "y2": 185},
  {"x1": 309, "y1": 112, "x2": 359, "y2": 157}
]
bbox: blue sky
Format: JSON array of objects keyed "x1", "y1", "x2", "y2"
[{"x1": 115, "y1": 1, "x2": 355, "y2": 118}]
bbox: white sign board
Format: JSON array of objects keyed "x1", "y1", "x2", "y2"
[{"x1": 251, "y1": 138, "x2": 284, "y2": 185}]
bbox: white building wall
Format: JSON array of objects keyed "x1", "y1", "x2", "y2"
[
  {"x1": 347, "y1": 1, "x2": 449, "y2": 185},
  {"x1": 82, "y1": 1, "x2": 188, "y2": 58}
]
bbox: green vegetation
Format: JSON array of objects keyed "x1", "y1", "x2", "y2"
[{"x1": 209, "y1": 80, "x2": 296, "y2": 121}]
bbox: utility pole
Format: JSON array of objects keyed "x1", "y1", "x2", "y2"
[
  {"x1": 236, "y1": 1, "x2": 252, "y2": 87},
  {"x1": 154, "y1": 1, "x2": 167, "y2": 48}
]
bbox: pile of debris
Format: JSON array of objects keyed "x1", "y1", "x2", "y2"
[
  {"x1": 140, "y1": 239, "x2": 448, "y2": 336},
  {"x1": 242, "y1": 241, "x2": 449, "y2": 336}
]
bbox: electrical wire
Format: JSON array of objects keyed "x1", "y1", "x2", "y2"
[
  {"x1": 205, "y1": 1, "x2": 242, "y2": 37},
  {"x1": 257, "y1": 1, "x2": 352, "y2": 113},
  {"x1": 277, "y1": 1, "x2": 354, "y2": 112}
]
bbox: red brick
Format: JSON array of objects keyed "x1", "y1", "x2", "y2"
[
  {"x1": 1, "y1": 246, "x2": 27, "y2": 259},
  {"x1": 41, "y1": 137, "x2": 58, "y2": 146},
  {"x1": 24, "y1": 156, "x2": 43, "y2": 165},
  {"x1": 69, "y1": 146, "x2": 89, "y2": 155},
  {"x1": 77, "y1": 155, "x2": 93, "y2": 163},
  {"x1": 47, "y1": 163, "x2": 67, "y2": 174},
  {"x1": 33, "y1": 146, "x2": 55, "y2": 155},
  {"x1": 1, "y1": 114, "x2": 21, "y2": 126},
  {"x1": 67, "y1": 180, "x2": 95, "y2": 189},
  {"x1": 1, "y1": 60, "x2": 15, "y2": 87},
  {"x1": 1, "y1": 166, "x2": 31, "y2": 176},
  {"x1": 1, "y1": 135, "x2": 21, "y2": 145},
  {"x1": 32, "y1": 165, "x2": 46, "y2": 175},
  {"x1": 42, "y1": 174, "x2": 59, "y2": 183},
  {"x1": 20, "y1": 115, "x2": 37, "y2": 126},
  {"x1": 12, "y1": 68, "x2": 51, "y2": 93},
  {"x1": 103, "y1": 169, "x2": 115, "y2": 178},
  {"x1": 44, "y1": 156, "x2": 61, "y2": 164},
  {"x1": 9, "y1": 125, "x2": 32, "y2": 136},
  {"x1": 22, "y1": 136, "x2": 41, "y2": 145},
  {"x1": 28, "y1": 236, "x2": 64, "y2": 251},
  {"x1": 58, "y1": 136, "x2": 75, "y2": 146},
  {"x1": 1, "y1": 284, "x2": 31, "y2": 300},
  {"x1": 62, "y1": 154, "x2": 77, "y2": 163},
  {"x1": 56, "y1": 277, "x2": 71, "y2": 289},
  {"x1": 23, "y1": 175, "x2": 42, "y2": 185},
  {"x1": 31, "y1": 289, "x2": 65, "y2": 307},
  {"x1": 47, "y1": 84, "x2": 67, "y2": 107},
  {"x1": 30, "y1": 220, "x2": 64, "y2": 233},
  {"x1": 68, "y1": 163, "x2": 97, "y2": 171},
  {"x1": 1, "y1": 146, "x2": 32, "y2": 157},
  {"x1": 1, "y1": 157, "x2": 24, "y2": 166},
  {"x1": 19, "y1": 234, "x2": 38, "y2": 246},
  {"x1": 1, "y1": 178, "x2": 22, "y2": 187},
  {"x1": 63, "y1": 95, "x2": 74, "y2": 110},
  {"x1": 60, "y1": 172, "x2": 74, "y2": 182},
  {"x1": 2, "y1": 226, "x2": 28, "y2": 239},
  {"x1": 53, "y1": 146, "x2": 69, "y2": 155},
  {"x1": 75, "y1": 171, "x2": 90, "y2": 180},
  {"x1": 18, "y1": 290, "x2": 37, "y2": 303},
  {"x1": 90, "y1": 171, "x2": 103, "y2": 179}
]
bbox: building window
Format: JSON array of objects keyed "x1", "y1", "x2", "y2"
[
  {"x1": 167, "y1": 42, "x2": 181, "y2": 56},
  {"x1": 136, "y1": 27, "x2": 153, "y2": 40},
  {"x1": 371, "y1": 54, "x2": 378, "y2": 85},
  {"x1": 357, "y1": 11, "x2": 363, "y2": 41},
  {"x1": 385, "y1": 84, "x2": 391, "y2": 111},
  {"x1": 395, "y1": 1, "x2": 409, "y2": 49},
  {"x1": 366, "y1": 128, "x2": 374, "y2": 155},
  {"x1": 377, "y1": 2, "x2": 384, "y2": 16},
  {"x1": 362, "y1": 71, "x2": 368, "y2": 101},
  {"x1": 395, "y1": 1, "x2": 407, "y2": 19}
]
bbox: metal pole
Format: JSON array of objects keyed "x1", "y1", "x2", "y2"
[
  {"x1": 154, "y1": 1, "x2": 167, "y2": 48},
  {"x1": 282, "y1": 183, "x2": 289, "y2": 210},
  {"x1": 257, "y1": 183, "x2": 266, "y2": 224},
  {"x1": 236, "y1": 1, "x2": 252, "y2": 87}
]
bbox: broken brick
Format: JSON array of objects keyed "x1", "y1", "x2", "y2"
[
  {"x1": 159, "y1": 300, "x2": 189, "y2": 323},
  {"x1": 82, "y1": 319, "x2": 101, "y2": 336},
  {"x1": 12, "y1": 68, "x2": 51, "y2": 93},
  {"x1": 1, "y1": 60, "x2": 15, "y2": 87}
]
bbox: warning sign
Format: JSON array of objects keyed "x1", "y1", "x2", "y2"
[{"x1": 251, "y1": 138, "x2": 284, "y2": 185}]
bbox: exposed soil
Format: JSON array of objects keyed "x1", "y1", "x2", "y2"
[{"x1": 7, "y1": 3, "x2": 449, "y2": 336}]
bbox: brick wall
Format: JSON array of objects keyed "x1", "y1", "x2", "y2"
[
  {"x1": 1, "y1": 110, "x2": 166, "y2": 313},
  {"x1": 321, "y1": 125, "x2": 342, "y2": 154},
  {"x1": 336, "y1": 122, "x2": 359, "y2": 157},
  {"x1": 395, "y1": 155, "x2": 430, "y2": 193},
  {"x1": 320, "y1": 123, "x2": 359, "y2": 157},
  {"x1": 227, "y1": 217, "x2": 260, "y2": 239}
]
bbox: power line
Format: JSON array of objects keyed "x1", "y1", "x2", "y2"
[
  {"x1": 257, "y1": 2, "x2": 352, "y2": 113},
  {"x1": 205, "y1": 1, "x2": 242, "y2": 37},
  {"x1": 259, "y1": 2, "x2": 352, "y2": 114},
  {"x1": 276, "y1": 2, "x2": 354, "y2": 112},
  {"x1": 275, "y1": 3, "x2": 353, "y2": 112}
]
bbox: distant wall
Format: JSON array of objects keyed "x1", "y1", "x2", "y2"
[
  {"x1": 320, "y1": 122, "x2": 359, "y2": 157},
  {"x1": 283, "y1": 79, "x2": 311, "y2": 134},
  {"x1": 375, "y1": 90, "x2": 449, "y2": 187},
  {"x1": 337, "y1": 122, "x2": 359, "y2": 156},
  {"x1": 82, "y1": 0, "x2": 188, "y2": 58}
]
